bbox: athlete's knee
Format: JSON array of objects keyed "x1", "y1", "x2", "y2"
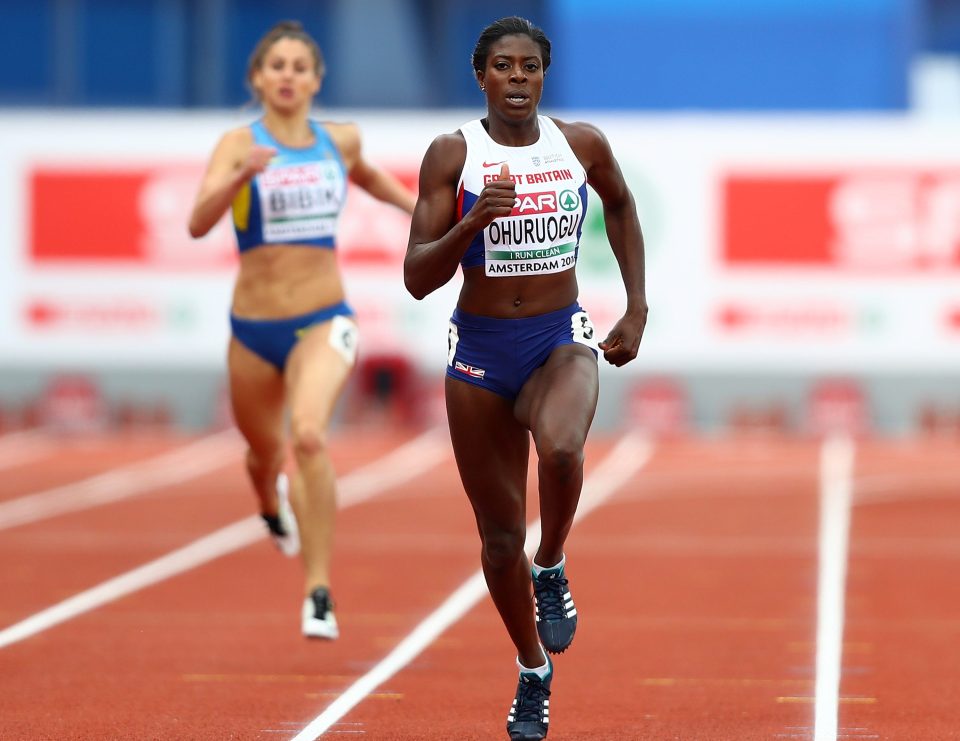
[
  {"x1": 538, "y1": 440, "x2": 584, "y2": 478},
  {"x1": 480, "y1": 525, "x2": 526, "y2": 570},
  {"x1": 246, "y1": 446, "x2": 284, "y2": 474},
  {"x1": 291, "y1": 418, "x2": 329, "y2": 459}
]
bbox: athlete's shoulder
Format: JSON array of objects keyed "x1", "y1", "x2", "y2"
[
  {"x1": 313, "y1": 120, "x2": 359, "y2": 169},
  {"x1": 549, "y1": 117, "x2": 606, "y2": 145},
  {"x1": 318, "y1": 120, "x2": 359, "y2": 137},
  {"x1": 549, "y1": 117, "x2": 611, "y2": 167},
  {"x1": 417, "y1": 130, "x2": 466, "y2": 186},
  {"x1": 220, "y1": 125, "x2": 256, "y2": 146},
  {"x1": 317, "y1": 120, "x2": 360, "y2": 148},
  {"x1": 431, "y1": 128, "x2": 468, "y2": 150},
  {"x1": 426, "y1": 129, "x2": 467, "y2": 164},
  {"x1": 207, "y1": 126, "x2": 255, "y2": 165}
]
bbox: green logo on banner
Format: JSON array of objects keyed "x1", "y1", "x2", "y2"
[{"x1": 578, "y1": 167, "x2": 663, "y2": 278}]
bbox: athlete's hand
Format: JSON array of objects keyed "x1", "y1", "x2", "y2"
[
  {"x1": 470, "y1": 162, "x2": 516, "y2": 229},
  {"x1": 240, "y1": 145, "x2": 278, "y2": 179},
  {"x1": 599, "y1": 307, "x2": 647, "y2": 367}
]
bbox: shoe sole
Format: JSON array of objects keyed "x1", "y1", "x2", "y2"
[{"x1": 302, "y1": 622, "x2": 339, "y2": 640}]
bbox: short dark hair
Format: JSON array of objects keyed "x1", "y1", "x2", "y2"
[{"x1": 471, "y1": 16, "x2": 551, "y2": 74}]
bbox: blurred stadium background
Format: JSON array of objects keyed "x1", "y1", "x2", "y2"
[{"x1": 1, "y1": 0, "x2": 959, "y2": 438}]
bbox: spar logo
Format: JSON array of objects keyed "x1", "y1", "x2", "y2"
[
  {"x1": 510, "y1": 191, "x2": 557, "y2": 217},
  {"x1": 559, "y1": 189, "x2": 580, "y2": 212},
  {"x1": 508, "y1": 189, "x2": 581, "y2": 217}
]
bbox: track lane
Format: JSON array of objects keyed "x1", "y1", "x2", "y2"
[
  {"x1": 334, "y1": 437, "x2": 827, "y2": 740},
  {"x1": 1, "y1": 433, "x2": 461, "y2": 739},
  {"x1": 0, "y1": 429, "x2": 448, "y2": 645},
  {"x1": 0, "y1": 431, "x2": 211, "y2": 502},
  {"x1": 287, "y1": 434, "x2": 652, "y2": 740},
  {"x1": 840, "y1": 438, "x2": 960, "y2": 741},
  {"x1": 1, "y1": 433, "x2": 956, "y2": 739}
]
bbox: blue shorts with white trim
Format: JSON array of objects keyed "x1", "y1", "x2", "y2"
[
  {"x1": 446, "y1": 302, "x2": 599, "y2": 400},
  {"x1": 230, "y1": 301, "x2": 354, "y2": 371}
]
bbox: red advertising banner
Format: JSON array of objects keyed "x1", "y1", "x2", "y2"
[
  {"x1": 30, "y1": 165, "x2": 235, "y2": 270},
  {"x1": 32, "y1": 171, "x2": 146, "y2": 261},
  {"x1": 28, "y1": 164, "x2": 417, "y2": 270},
  {"x1": 723, "y1": 171, "x2": 960, "y2": 271}
]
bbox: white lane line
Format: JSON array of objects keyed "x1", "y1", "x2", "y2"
[
  {"x1": 0, "y1": 428, "x2": 448, "y2": 650},
  {"x1": 0, "y1": 429, "x2": 242, "y2": 532},
  {"x1": 0, "y1": 430, "x2": 60, "y2": 471},
  {"x1": 290, "y1": 431, "x2": 654, "y2": 741},
  {"x1": 813, "y1": 434, "x2": 856, "y2": 741},
  {"x1": 0, "y1": 518, "x2": 262, "y2": 650}
]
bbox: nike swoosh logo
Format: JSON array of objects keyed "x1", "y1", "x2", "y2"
[{"x1": 482, "y1": 160, "x2": 507, "y2": 168}]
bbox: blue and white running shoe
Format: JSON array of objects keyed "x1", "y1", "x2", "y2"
[
  {"x1": 533, "y1": 564, "x2": 577, "y2": 654},
  {"x1": 506, "y1": 655, "x2": 552, "y2": 740}
]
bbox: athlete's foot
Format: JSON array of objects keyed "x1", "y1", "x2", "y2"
[
  {"x1": 302, "y1": 586, "x2": 339, "y2": 640},
  {"x1": 532, "y1": 561, "x2": 577, "y2": 654},
  {"x1": 261, "y1": 473, "x2": 300, "y2": 557},
  {"x1": 506, "y1": 654, "x2": 553, "y2": 740}
]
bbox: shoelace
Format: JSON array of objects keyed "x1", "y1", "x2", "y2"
[
  {"x1": 534, "y1": 573, "x2": 570, "y2": 621},
  {"x1": 513, "y1": 675, "x2": 551, "y2": 723},
  {"x1": 311, "y1": 591, "x2": 334, "y2": 618}
]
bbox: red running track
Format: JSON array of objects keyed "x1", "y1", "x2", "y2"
[{"x1": 0, "y1": 428, "x2": 957, "y2": 740}]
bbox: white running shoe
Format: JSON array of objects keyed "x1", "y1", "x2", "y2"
[
  {"x1": 302, "y1": 586, "x2": 339, "y2": 640},
  {"x1": 271, "y1": 472, "x2": 300, "y2": 557}
]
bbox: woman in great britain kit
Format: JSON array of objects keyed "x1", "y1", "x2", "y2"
[
  {"x1": 404, "y1": 15, "x2": 647, "y2": 741},
  {"x1": 189, "y1": 21, "x2": 415, "y2": 640}
]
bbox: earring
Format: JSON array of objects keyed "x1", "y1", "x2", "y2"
[{"x1": 480, "y1": 85, "x2": 485, "y2": 91}]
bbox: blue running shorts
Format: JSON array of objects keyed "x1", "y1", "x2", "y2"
[
  {"x1": 446, "y1": 302, "x2": 599, "y2": 400},
  {"x1": 230, "y1": 301, "x2": 357, "y2": 371}
]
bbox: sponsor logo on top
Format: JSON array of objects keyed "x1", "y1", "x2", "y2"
[
  {"x1": 486, "y1": 189, "x2": 581, "y2": 219},
  {"x1": 510, "y1": 191, "x2": 558, "y2": 217},
  {"x1": 260, "y1": 163, "x2": 329, "y2": 187}
]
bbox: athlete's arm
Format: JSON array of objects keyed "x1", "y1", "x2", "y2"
[
  {"x1": 188, "y1": 128, "x2": 276, "y2": 238},
  {"x1": 560, "y1": 120, "x2": 647, "y2": 367},
  {"x1": 326, "y1": 122, "x2": 416, "y2": 215},
  {"x1": 404, "y1": 133, "x2": 515, "y2": 300}
]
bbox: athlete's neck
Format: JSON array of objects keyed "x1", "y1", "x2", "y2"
[
  {"x1": 482, "y1": 114, "x2": 540, "y2": 148},
  {"x1": 261, "y1": 110, "x2": 315, "y2": 148}
]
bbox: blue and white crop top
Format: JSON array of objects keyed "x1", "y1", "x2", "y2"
[
  {"x1": 232, "y1": 119, "x2": 348, "y2": 252},
  {"x1": 456, "y1": 116, "x2": 588, "y2": 277}
]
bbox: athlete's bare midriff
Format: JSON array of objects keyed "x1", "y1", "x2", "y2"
[
  {"x1": 231, "y1": 244, "x2": 345, "y2": 318},
  {"x1": 457, "y1": 268, "x2": 580, "y2": 318}
]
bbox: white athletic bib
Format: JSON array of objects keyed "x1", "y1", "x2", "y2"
[{"x1": 257, "y1": 161, "x2": 345, "y2": 243}]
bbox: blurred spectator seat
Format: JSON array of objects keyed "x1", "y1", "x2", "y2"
[{"x1": 626, "y1": 376, "x2": 689, "y2": 438}]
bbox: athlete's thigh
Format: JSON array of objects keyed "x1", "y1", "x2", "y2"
[
  {"x1": 446, "y1": 376, "x2": 530, "y2": 526},
  {"x1": 516, "y1": 344, "x2": 599, "y2": 447},
  {"x1": 284, "y1": 316, "x2": 356, "y2": 427},
  {"x1": 228, "y1": 337, "x2": 286, "y2": 450}
]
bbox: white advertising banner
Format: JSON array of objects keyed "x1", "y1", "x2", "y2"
[{"x1": 1, "y1": 111, "x2": 958, "y2": 373}]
